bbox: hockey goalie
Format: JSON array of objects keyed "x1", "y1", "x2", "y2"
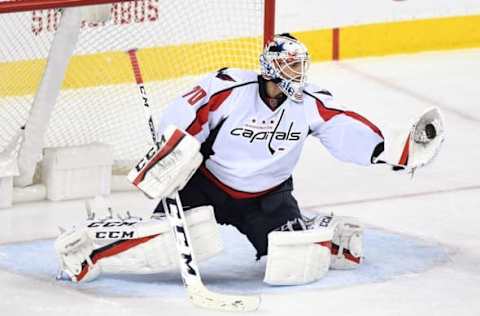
[{"x1": 55, "y1": 33, "x2": 444, "y2": 286}]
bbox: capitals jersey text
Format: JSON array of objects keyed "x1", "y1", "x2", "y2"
[{"x1": 156, "y1": 68, "x2": 384, "y2": 197}]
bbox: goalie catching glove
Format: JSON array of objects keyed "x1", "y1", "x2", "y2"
[
  {"x1": 374, "y1": 106, "x2": 445, "y2": 171},
  {"x1": 127, "y1": 125, "x2": 203, "y2": 199}
]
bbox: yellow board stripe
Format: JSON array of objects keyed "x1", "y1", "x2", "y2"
[
  {"x1": 339, "y1": 14, "x2": 480, "y2": 60},
  {"x1": 1, "y1": 15, "x2": 480, "y2": 97},
  {"x1": 0, "y1": 59, "x2": 47, "y2": 97},
  {"x1": 293, "y1": 14, "x2": 480, "y2": 62},
  {"x1": 0, "y1": 36, "x2": 261, "y2": 97}
]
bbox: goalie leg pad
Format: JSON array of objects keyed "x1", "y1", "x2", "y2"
[
  {"x1": 55, "y1": 205, "x2": 222, "y2": 282},
  {"x1": 98, "y1": 206, "x2": 223, "y2": 275},
  {"x1": 263, "y1": 228, "x2": 333, "y2": 285}
]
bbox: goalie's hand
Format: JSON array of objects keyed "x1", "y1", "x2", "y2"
[
  {"x1": 127, "y1": 125, "x2": 203, "y2": 199},
  {"x1": 374, "y1": 106, "x2": 445, "y2": 171}
]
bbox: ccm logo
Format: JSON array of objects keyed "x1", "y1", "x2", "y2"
[
  {"x1": 134, "y1": 135, "x2": 166, "y2": 171},
  {"x1": 95, "y1": 231, "x2": 135, "y2": 239}
]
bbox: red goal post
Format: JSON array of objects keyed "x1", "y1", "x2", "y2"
[{"x1": 0, "y1": 0, "x2": 275, "y2": 204}]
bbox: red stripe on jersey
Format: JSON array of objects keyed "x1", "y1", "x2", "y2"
[
  {"x1": 200, "y1": 165, "x2": 276, "y2": 199},
  {"x1": 398, "y1": 134, "x2": 410, "y2": 166},
  {"x1": 187, "y1": 89, "x2": 233, "y2": 136},
  {"x1": 209, "y1": 89, "x2": 233, "y2": 111},
  {"x1": 331, "y1": 243, "x2": 361, "y2": 264},
  {"x1": 133, "y1": 129, "x2": 185, "y2": 186},
  {"x1": 315, "y1": 99, "x2": 343, "y2": 121},
  {"x1": 344, "y1": 111, "x2": 383, "y2": 138},
  {"x1": 315, "y1": 99, "x2": 383, "y2": 138},
  {"x1": 186, "y1": 105, "x2": 209, "y2": 136},
  {"x1": 76, "y1": 234, "x2": 160, "y2": 282}
]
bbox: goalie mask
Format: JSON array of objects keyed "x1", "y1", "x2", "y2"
[{"x1": 260, "y1": 33, "x2": 310, "y2": 102}]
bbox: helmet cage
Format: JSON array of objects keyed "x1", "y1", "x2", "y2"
[{"x1": 260, "y1": 35, "x2": 310, "y2": 102}]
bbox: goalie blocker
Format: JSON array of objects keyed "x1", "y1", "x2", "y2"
[{"x1": 127, "y1": 125, "x2": 202, "y2": 200}]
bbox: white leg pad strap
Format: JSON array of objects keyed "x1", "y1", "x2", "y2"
[{"x1": 264, "y1": 228, "x2": 333, "y2": 285}]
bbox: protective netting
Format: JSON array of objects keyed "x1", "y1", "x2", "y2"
[{"x1": 0, "y1": 0, "x2": 265, "y2": 175}]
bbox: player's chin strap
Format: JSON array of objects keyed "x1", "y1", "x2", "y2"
[{"x1": 373, "y1": 106, "x2": 445, "y2": 176}]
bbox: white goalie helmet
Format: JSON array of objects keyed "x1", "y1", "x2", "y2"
[{"x1": 260, "y1": 33, "x2": 310, "y2": 102}]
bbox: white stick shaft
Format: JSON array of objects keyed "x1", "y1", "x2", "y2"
[{"x1": 127, "y1": 49, "x2": 158, "y2": 145}]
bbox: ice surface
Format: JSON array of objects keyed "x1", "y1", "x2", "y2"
[
  {"x1": 0, "y1": 225, "x2": 449, "y2": 297},
  {"x1": 1, "y1": 49, "x2": 480, "y2": 315}
]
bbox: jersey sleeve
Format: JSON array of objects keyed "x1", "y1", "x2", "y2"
[
  {"x1": 155, "y1": 69, "x2": 237, "y2": 143},
  {"x1": 307, "y1": 91, "x2": 384, "y2": 166}
]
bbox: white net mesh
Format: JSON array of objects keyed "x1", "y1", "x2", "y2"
[{"x1": 0, "y1": 0, "x2": 265, "y2": 175}]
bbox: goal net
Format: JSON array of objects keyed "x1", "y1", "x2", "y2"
[{"x1": 0, "y1": 0, "x2": 274, "y2": 203}]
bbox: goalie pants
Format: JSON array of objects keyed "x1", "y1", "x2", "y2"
[{"x1": 154, "y1": 169, "x2": 301, "y2": 259}]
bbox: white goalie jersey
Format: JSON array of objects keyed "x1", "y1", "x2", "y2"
[{"x1": 157, "y1": 68, "x2": 384, "y2": 195}]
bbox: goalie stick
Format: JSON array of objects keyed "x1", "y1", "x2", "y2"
[{"x1": 127, "y1": 49, "x2": 261, "y2": 312}]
